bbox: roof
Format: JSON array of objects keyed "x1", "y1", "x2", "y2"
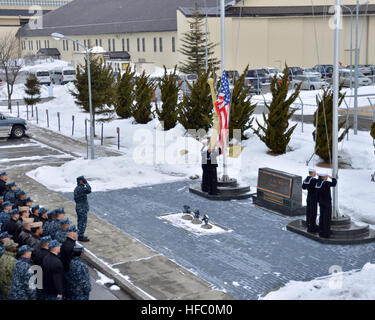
[
  {"x1": 37, "y1": 48, "x2": 61, "y2": 56},
  {"x1": 104, "y1": 51, "x2": 131, "y2": 60},
  {"x1": 19, "y1": 0, "x2": 231, "y2": 38}
]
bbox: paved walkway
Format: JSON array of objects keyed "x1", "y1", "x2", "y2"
[{"x1": 60, "y1": 181, "x2": 375, "y2": 300}]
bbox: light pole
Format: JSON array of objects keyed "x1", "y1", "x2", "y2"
[
  {"x1": 341, "y1": 5, "x2": 353, "y2": 91},
  {"x1": 51, "y1": 32, "x2": 95, "y2": 160},
  {"x1": 354, "y1": 0, "x2": 369, "y2": 135}
]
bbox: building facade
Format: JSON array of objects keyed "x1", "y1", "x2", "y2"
[{"x1": 17, "y1": 0, "x2": 375, "y2": 72}]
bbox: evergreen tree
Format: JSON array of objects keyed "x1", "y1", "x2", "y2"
[
  {"x1": 371, "y1": 122, "x2": 375, "y2": 140},
  {"x1": 156, "y1": 66, "x2": 181, "y2": 130},
  {"x1": 70, "y1": 55, "x2": 116, "y2": 134},
  {"x1": 229, "y1": 67, "x2": 256, "y2": 140},
  {"x1": 115, "y1": 66, "x2": 135, "y2": 119},
  {"x1": 178, "y1": 1, "x2": 219, "y2": 74},
  {"x1": 313, "y1": 85, "x2": 349, "y2": 162},
  {"x1": 24, "y1": 73, "x2": 41, "y2": 108},
  {"x1": 131, "y1": 71, "x2": 155, "y2": 124},
  {"x1": 178, "y1": 69, "x2": 212, "y2": 132},
  {"x1": 254, "y1": 66, "x2": 301, "y2": 154}
]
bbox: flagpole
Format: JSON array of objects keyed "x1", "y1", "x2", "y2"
[
  {"x1": 332, "y1": 0, "x2": 340, "y2": 219},
  {"x1": 220, "y1": 0, "x2": 229, "y2": 181}
]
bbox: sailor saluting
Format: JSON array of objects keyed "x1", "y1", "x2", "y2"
[{"x1": 302, "y1": 168, "x2": 318, "y2": 233}]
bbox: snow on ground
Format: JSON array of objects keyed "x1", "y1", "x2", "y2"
[
  {"x1": 20, "y1": 59, "x2": 71, "y2": 73},
  {"x1": 261, "y1": 263, "x2": 375, "y2": 300},
  {"x1": 158, "y1": 212, "x2": 231, "y2": 236},
  {"x1": 0, "y1": 83, "x2": 50, "y2": 100},
  {"x1": 95, "y1": 269, "x2": 115, "y2": 286}
]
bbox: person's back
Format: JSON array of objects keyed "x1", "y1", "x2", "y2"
[
  {"x1": 64, "y1": 256, "x2": 91, "y2": 300},
  {"x1": 0, "y1": 248, "x2": 17, "y2": 299}
]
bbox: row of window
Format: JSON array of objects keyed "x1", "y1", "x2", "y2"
[
  {"x1": 0, "y1": 0, "x2": 69, "y2": 6},
  {"x1": 25, "y1": 36, "x2": 177, "y2": 54}
]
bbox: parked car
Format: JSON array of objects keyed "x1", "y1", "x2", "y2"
[
  {"x1": 226, "y1": 70, "x2": 239, "y2": 85},
  {"x1": 346, "y1": 65, "x2": 373, "y2": 77},
  {"x1": 51, "y1": 66, "x2": 76, "y2": 85},
  {"x1": 313, "y1": 64, "x2": 334, "y2": 78},
  {"x1": 339, "y1": 69, "x2": 372, "y2": 87},
  {"x1": 302, "y1": 68, "x2": 321, "y2": 78},
  {"x1": 244, "y1": 78, "x2": 262, "y2": 95},
  {"x1": 291, "y1": 75, "x2": 328, "y2": 90},
  {"x1": 287, "y1": 67, "x2": 303, "y2": 80},
  {"x1": 0, "y1": 113, "x2": 28, "y2": 138},
  {"x1": 262, "y1": 67, "x2": 283, "y2": 81},
  {"x1": 245, "y1": 69, "x2": 267, "y2": 88},
  {"x1": 27, "y1": 69, "x2": 51, "y2": 85}
]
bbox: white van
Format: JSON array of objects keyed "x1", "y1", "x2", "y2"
[
  {"x1": 51, "y1": 67, "x2": 76, "y2": 85},
  {"x1": 29, "y1": 69, "x2": 51, "y2": 85}
]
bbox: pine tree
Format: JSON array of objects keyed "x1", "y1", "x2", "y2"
[
  {"x1": 229, "y1": 66, "x2": 256, "y2": 140},
  {"x1": 371, "y1": 122, "x2": 375, "y2": 140},
  {"x1": 131, "y1": 71, "x2": 155, "y2": 124},
  {"x1": 70, "y1": 55, "x2": 116, "y2": 134},
  {"x1": 24, "y1": 73, "x2": 41, "y2": 108},
  {"x1": 178, "y1": 1, "x2": 219, "y2": 75},
  {"x1": 313, "y1": 85, "x2": 349, "y2": 162},
  {"x1": 178, "y1": 69, "x2": 212, "y2": 132},
  {"x1": 156, "y1": 66, "x2": 181, "y2": 130},
  {"x1": 115, "y1": 66, "x2": 135, "y2": 119},
  {"x1": 254, "y1": 65, "x2": 301, "y2": 154}
]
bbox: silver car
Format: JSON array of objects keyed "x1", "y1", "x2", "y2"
[
  {"x1": 291, "y1": 75, "x2": 328, "y2": 90},
  {"x1": 0, "y1": 113, "x2": 28, "y2": 138},
  {"x1": 339, "y1": 69, "x2": 372, "y2": 87}
]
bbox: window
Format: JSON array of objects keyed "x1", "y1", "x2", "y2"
[
  {"x1": 63, "y1": 40, "x2": 65, "y2": 51},
  {"x1": 108, "y1": 39, "x2": 111, "y2": 51},
  {"x1": 112, "y1": 39, "x2": 116, "y2": 51},
  {"x1": 47, "y1": 40, "x2": 50, "y2": 48},
  {"x1": 99, "y1": 39, "x2": 102, "y2": 47},
  {"x1": 122, "y1": 38, "x2": 125, "y2": 52},
  {"x1": 38, "y1": 40, "x2": 41, "y2": 50},
  {"x1": 66, "y1": 40, "x2": 69, "y2": 51},
  {"x1": 127, "y1": 38, "x2": 130, "y2": 51},
  {"x1": 88, "y1": 39, "x2": 90, "y2": 48},
  {"x1": 95, "y1": 39, "x2": 98, "y2": 47},
  {"x1": 142, "y1": 38, "x2": 145, "y2": 52},
  {"x1": 153, "y1": 37, "x2": 157, "y2": 52},
  {"x1": 84, "y1": 40, "x2": 87, "y2": 48},
  {"x1": 159, "y1": 37, "x2": 163, "y2": 52},
  {"x1": 137, "y1": 38, "x2": 140, "y2": 52},
  {"x1": 44, "y1": 40, "x2": 47, "y2": 48},
  {"x1": 73, "y1": 41, "x2": 76, "y2": 51},
  {"x1": 172, "y1": 37, "x2": 175, "y2": 52}
]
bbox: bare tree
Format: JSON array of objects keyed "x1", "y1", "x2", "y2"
[{"x1": 0, "y1": 32, "x2": 23, "y2": 110}]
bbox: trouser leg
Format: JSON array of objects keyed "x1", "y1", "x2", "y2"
[
  {"x1": 319, "y1": 205, "x2": 332, "y2": 238},
  {"x1": 201, "y1": 165, "x2": 209, "y2": 192},
  {"x1": 77, "y1": 209, "x2": 88, "y2": 237},
  {"x1": 208, "y1": 166, "x2": 218, "y2": 195}
]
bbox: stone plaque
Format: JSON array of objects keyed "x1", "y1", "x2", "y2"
[{"x1": 252, "y1": 168, "x2": 305, "y2": 217}]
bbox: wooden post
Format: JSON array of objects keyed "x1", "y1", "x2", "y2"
[
  {"x1": 72, "y1": 115, "x2": 75, "y2": 136},
  {"x1": 46, "y1": 109, "x2": 49, "y2": 128}
]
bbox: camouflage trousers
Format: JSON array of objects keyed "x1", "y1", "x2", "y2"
[{"x1": 76, "y1": 206, "x2": 88, "y2": 237}]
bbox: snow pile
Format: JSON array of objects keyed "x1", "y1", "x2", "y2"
[
  {"x1": 159, "y1": 213, "x2": 230, "y2": 236},
  {"x1": 95, "y1": 270, "x2": 114, "y2": 286},
  {"x1": 21, "y1": 59, "x2": 71, "y2": 73},
  {"x1": 261, "y1": 263, "x2": 375, "y2": 300},
  {"x1": 0, "y1": 83, "x2": 50, "y2": 100}
]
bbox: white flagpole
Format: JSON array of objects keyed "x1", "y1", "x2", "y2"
[
  {"x1": 332, "y1": 0, "x2": 340, "y2": 218},
  {"x1": 220, "y1": 0, "x2": 229, "y2": 181}
]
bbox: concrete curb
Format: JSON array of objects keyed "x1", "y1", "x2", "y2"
[{"x1": 82, "y1": 247, "x2": 153, "y2": 300}]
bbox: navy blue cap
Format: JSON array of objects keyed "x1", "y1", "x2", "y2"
[
  {"x1": 39, "y1": 208, "x2": 48, "y2": 215},
  {"x1": 24, "y1": 198, "x2": 33, "y2": 203},
  {"x1": 55, "y1": 208, "x2": 65, "y2": 214},
  {"x1": 65, "y1": 225, "x2": 77, "y2": 232},
  {"x1": 40, "y1": 235, "x2": 52, "y2": 243},
  {"x1": 47, "y1": 209, "x2": 57, "y2": 217},
  {"x1": 16, "y1": 190, "x2": 26, "y2": 197},
  {"x1": 18, "y1": 245, "x2": 34, "y2": 254},
  {"x1": 9, "y1": 209, "x2": 19, "y2": 216},
  {"x1": 2, "y1": 201, "x2": 12, "y2": 208},
  {"x1": 0, "y1": 172, "x2": 7, "y2": 177},
  {"x1": 59, "y1": 218, "x2": 71, "y2": 225},
  {"x1": 31, "y1": 205, "x2": 40, "y2": 212},
  {"x1": 0, "y1": 231, "x2": 13, "y2": 240},
  {"x1": 6, "y1": 182, "x2": 16, "y2": 187},
  {"x1": 48, "y1": 240, "x2": 62, "y2": 249}
]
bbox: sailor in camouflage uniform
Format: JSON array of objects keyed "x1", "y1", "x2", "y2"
[
  {"x1": 0, "y1": 240, "x2": 18, "y2": 300},
  {"x1": 38, "y1": 207, "x2": 49, "y2": 225},
  {"x1": 74, "y1": 176, "x2": 91, "y2": 242},
  {"x1": 8, "y1": 245, "x2": 37, "y2": 300},
  {"x1": 0, "y1": 201, "x2": 12, "y2": 227},
  {"x1": 43, "y1": 208, "x2": 65, "y2": 239},
  {"x1": 54, "y1": 218, "x2": 71, "y2": 244},
  {"x1": 3, "y1": 182, "x2": 17, "y2": 204},
  {"x1": 64, "y1": 246, "x2": 91, "y2": 300}
]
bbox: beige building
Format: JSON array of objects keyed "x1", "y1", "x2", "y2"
[{"x1": 18, "y1": 0, "x2": 375, "y2": 72}]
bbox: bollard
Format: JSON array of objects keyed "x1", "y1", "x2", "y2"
[
  {"x1": 17, "y1": 102, "x2": 19, "y2": 117},
  {"x1": 85, "y1": 119, "x2": 88, "y2": 141},
  {"x1": 36, "y1": 107, "x2": 39, "y2": 124},
  {"x1": 57, "y1": 112, "x2": 61, "y2": 131},
  {"x1": 72, "y1": 115, "x2": 75, "y2": 136},
  {"x1": 46, "y1": 109, "x2": 49, "y2": 128},
  {"x1": 117, "y1": 127, "x2": 120, "y2": 150},
  {"x1": 86, "y1": 137, "x2": 89, "y2": 160},
  {"x1": 101, "y1": 123, "x2": 104, "y2": 145},
  {"x1": 26, "y1": 105, "x2": 29, "y2": 120},
  {"x1": 31, "y1": 105, "x2": 34, "y2": 118}
]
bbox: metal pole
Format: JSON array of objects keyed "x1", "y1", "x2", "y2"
[
  {"x1": 72, "y1": 115, "x2": 75, "y2": 136},
  {"x1": 204, "y1": 0, "x2": 208, "y2": 71},
  {"x1": 343, "y1": 6, "x2": 353, "y2": 91},
  {"x1": 57, "y1": 112, "x2": 60, "y2": 131},
  {"x1": 117, "y1": 127, "x2": 120, "y2": 150},
  {"x1": 26, "y1": 105, "x2": 29, "y2": 120},
  {"x1": 85, "y1": 119, "x2": 88, "y2": 141},
  {"x1": 332, "y1": 0, "x2": 341, "y2": 219},
  {"x1": 101, "y1": 123, "x2": 104, "y2": 145},
  {"x1": 17, "y1": 102, "x2": 19, "y2": 117},
  {"x1": 220, "y1": 0, "x2": 229, "y2": 181},
  {"x1": 36, "y1": 107, "x2": 38, "y2": 124},
  {"x1": 87, "y1": 51, "x2": 95, "y2": 160},
  {"x1": 354, "y1": 0, "x2": 359, "y2": 135},
  {"x1": 46, "y1": 109, "x2": 49, "y2": 128}
]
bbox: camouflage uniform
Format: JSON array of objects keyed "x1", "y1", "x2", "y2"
[
  {"x1": 74, "y1": 181, "x2": 91, "y2": 237},
  {"x1": 0, "y1": 211, "x2": 10, "y2": 227},
  {"x1": 44, "y1": 220, "x2": 60, "y2": 239},
  {"x1": 8, "y1": 257, "x2": 37, "y2": 300},
  {"x1": 64, "y1": 256, "x2": 91, "y2": 300},
  {"x1": 0, "y1": 250, "x2": 17, "y2": 300},
  {"x1": 0, "y1": 244, "x2": 4, "y2": 258},
  {"x1": 4, "y1": 190, "x2": 16, "y2": 204},
  {"x1": 54, "y1": 229, "x2": 67, "y2": 244}
]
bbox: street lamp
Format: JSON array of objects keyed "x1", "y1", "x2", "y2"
[
  {"x1": 51, "y1": 32, "x2": 95, "y2": 160},
  {"x1": 354, "y1": 0, "x2": 370, "y2": 135}
]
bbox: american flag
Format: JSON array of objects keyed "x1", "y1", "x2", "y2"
[{"x1": 215, "y1": 70, "x2": 231, "y2": 148}]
